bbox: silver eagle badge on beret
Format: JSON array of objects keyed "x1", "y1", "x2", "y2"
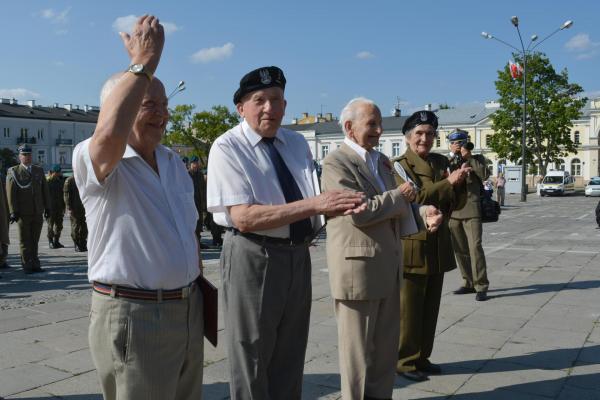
[
  {"x1": 259, "y1": 69, "x2": 272, "y2": 84},
  {"x1": 420, "y1": 112, "x2": 428, "y2": 122}
]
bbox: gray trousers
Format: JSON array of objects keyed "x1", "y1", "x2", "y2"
[
  {"x1": 221, "y1": 231, "x2": 312, "y2": 400},
  {"x1": 449, "y1": 217, "x2": 489, "y2": 293},
  {"x1": 88, "y1": 285, "x2": 204, "y2": 400}
]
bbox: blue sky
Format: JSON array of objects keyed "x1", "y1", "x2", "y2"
[{"x1": 1, "y1": 1, "x2": 598, "y2": 123}]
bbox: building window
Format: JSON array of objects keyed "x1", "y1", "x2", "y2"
[
  {"x1": 2, "y1": 127, "x2": 9, "y2": 138},
  {"x1": 483, "y1": 134, "x2": 487, "y2": 148},
  {"x1": 321, "y1": 144, "x2": 329, "y2": 159},
  {"x1": 59, "y1": 151, "x2": 66, "y2": 164},
  {"x1": 376, "y1": 143, "x2": 384, "y2": 153},
  {"x1": 392, "y1": 142, "x2": 401, "y2": 157},
  {"x1": 37, "y1": 150, "x2": 46, "y2": 165},
  {"x1": 571, "y1": 158, "x2": 581, "y2": 176},
  {"x1": 574, "y1": 130, "x2": 580, "y2": 145},
  {"x1": 436, "y1": 137, "x2": 441, "y2": 148},
  {"x1": 37, "y1": 128, "x2": 44, "y2": 140},
  {"x1": 20, "y1": 128, "x2": 28, "y2": 138}
]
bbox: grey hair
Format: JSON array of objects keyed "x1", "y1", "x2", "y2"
[
  {"x1": 99, "y1": 72, "x2": 126, "y2": 106},
  {"x1": 339, "y1": 97, "x2": 379, "y2": 135}
]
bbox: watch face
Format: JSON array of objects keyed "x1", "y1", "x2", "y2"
[{"x1": 130, "y1": 64, "x2": 143, "y2": 73}]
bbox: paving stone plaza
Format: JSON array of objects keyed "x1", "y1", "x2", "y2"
[{"x1": 1, "y1": 193, "x2": 599, "y2": 399}]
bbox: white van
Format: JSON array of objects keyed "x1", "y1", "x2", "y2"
[{"x1": 539, "y1": 170, "x2": 576, "y2": 196}]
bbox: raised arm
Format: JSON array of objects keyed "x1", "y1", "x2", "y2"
[{"x1": 89, "y1": 15, "x2": 164, "y2": 182}]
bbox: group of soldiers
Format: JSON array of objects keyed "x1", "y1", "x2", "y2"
[{"x1": 0, "y1": 145, "x2": 87, "y2": 277}]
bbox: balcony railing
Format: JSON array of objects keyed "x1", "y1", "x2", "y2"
[
  {"x1": 56, "y1": 138, "x2": 73, "y2": 145},
  {"x1": 16, "y1": 137, "x2": 37, "y2": 144}
]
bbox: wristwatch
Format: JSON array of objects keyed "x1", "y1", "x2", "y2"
[{"x1": 127, "y1": 64, "x2": 153, "y2": 81}]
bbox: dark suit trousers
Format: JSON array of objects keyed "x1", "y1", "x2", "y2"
[
  {"x1": 221, "y1": 230, "x2": 312, "y2": 400},
  {"x1": 397, "y1": 273, "x2": 444, "y2": 372}
]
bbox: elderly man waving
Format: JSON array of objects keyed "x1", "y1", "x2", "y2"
[{"x1": 321, "y1": 98, "x2": 442, "y2": 400}]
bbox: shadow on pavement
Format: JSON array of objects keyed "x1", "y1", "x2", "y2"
[{"x1": 487, "y1": 279, "x2": 600, "y2": 299}]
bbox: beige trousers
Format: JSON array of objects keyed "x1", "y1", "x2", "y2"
[
  {"x1": 449, "y1": 217, "x2": 489, "y2": 292},
  {"x1": 88, "y1": 286, "x2": 204, "y2": 400},
  {"x1": 334, "y1": 280, "x2": 400, "y2": 400}
]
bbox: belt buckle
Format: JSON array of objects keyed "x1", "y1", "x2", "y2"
[{"x1": 181, "y1": 287, "x2": 190, "y2": 299}]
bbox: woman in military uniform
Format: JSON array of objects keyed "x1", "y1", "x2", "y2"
[{"x1": 392, "y1": 111, "x2": 470, "y2": 381}]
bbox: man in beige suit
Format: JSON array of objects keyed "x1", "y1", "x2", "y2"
[{"x1": 321, "y1": 98, "x2": 442, "y2": 400}]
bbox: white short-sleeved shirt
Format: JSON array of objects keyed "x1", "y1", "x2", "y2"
[
  {"x1": 73, "y1": 139, "x2": 199, "y2": 290},
  {"x1": 206, "y1": 120, "x2": 323, "y2": 238}
]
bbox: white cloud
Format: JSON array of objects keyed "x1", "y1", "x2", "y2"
[
  {"x1": 39, "y1": 7, "x2": 71, "y2": 24},
  {"x1": 190, "y1": 42, "x2": 234, "y2": 64},
  {"x1": 0, "y1": 88, "x2": 41, "y2": 100},
  {"x1": 112, "y1": 15, "x2": 180, "y2": 35},
  {"x1": 565, "y1": 33, "x2": 600, "y2": 60},
  {"x1": 355, "y1": 51, "x2": 374, "y2": 59}
]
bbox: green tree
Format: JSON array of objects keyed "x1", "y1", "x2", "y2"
[
  {"x1": 0, "y1": 148, "x2": 17, "y2": 173},
  {"x1": 489, "y1": 52, "x2": 586, "y2": 176},
  {"x1": 162, "y1": 104, "x2": 239, "y2": 165}
]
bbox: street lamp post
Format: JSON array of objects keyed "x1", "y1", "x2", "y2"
[
  {"x1": 168, "y1": 80, "x2": 186, "y2": 100},
  {"x1": 482, "y1": 18, "x2": 573, "y2": 202}
]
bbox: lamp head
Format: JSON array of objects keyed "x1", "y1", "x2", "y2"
[
  {"x1": 561, "y1": 20, "x2": 573, "y2": 30},
  {"x1": 481, "y1": 31, "x2": 493, "y2": 39},
  {"x1": 531, "y1": 34, "x2": 538, "y2": 41},
  {"x1": 510, "y1": 16, "x2": 519, "y2": 27},
  {"x1": 176, "y1": 80, "x2": 185, "y2": 90}
]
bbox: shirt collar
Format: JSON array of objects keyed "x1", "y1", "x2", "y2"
[
  {"x1": 242, "y1": 120, "x2": 287, "y2": 147},
  {"x1": 343, "y1": 137, "x2": 380, "y2": 163}
]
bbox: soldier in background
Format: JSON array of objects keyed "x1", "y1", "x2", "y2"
[
  {"x1": 0, "y1": 160, "x2": 10, "y2": 275},
  {"x1": 64, "y1": 176, "x2": 87, "y2": 252},
  {"x1": 188, "y1": 155, "x2": 208, "y2": 248},
  {"x1": 46, "y1": 164, "x2": 66, "y2": 249},
  {"x1": 7, "y1": 145, "x2": 50, "y2": 273}
]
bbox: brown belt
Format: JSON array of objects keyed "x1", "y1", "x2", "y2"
[{"x1": 92, "y1": 281, "x2": 193, "y2": 301}]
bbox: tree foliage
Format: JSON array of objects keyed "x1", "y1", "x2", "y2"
[
  {"x1": 0, "y1": 147, "x2": 17, "y2": 173},
  {"x1": 489, "y1": 52, "x2": 586, "y2": 176},
  {"x1": 162, "y1": 104, "x2": 240, "y2": 165}
]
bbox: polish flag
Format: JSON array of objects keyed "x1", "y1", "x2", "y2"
[{"x1": 509, "y1": 61, "x2": 523, "y2": 79}]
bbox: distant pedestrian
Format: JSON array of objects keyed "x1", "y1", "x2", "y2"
[
  {"x1": 46, "y1": 164, "x2": 66, "y2": 249},
  {"x1": 6, "y1": 145, "x2": 50, "y2": 274},
  {"x1": 63, "y1": 176, "x2": 87, "y2": 252},
  {"x1": 188, "y1": 155, "x2": 208, "y2": 247},
  {"x1": 496, "y1": 173, "x2": 506, "y2": 206}
]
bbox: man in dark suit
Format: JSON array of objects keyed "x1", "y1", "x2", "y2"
[{"x1": 7, "y1": 145, "x2": 50, "y2": 273}]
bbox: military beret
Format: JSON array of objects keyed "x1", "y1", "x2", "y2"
[
  {"x1": 18, "y1": 145, "x2": 32, "y2": 154},
  {"x1": 50, "y1": 164, "x2": 62, "y2": 172},
  {"x1": 181, "y1": 156, "x2": 189, "y2": 163},
  {"x1": 448, "y1": 129, "x2": 469, "y2": 142},
  {"x1": 402, "y1": 110, "x2": 438, "y2": 134},
  {"x1": 189, "y1": 155, "x2": 199, "y2": 163},
  {"x1": 233, "y1": 66, "x2": 286, "y2": 105}
]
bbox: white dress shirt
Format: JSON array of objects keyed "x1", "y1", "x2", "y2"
[
  {"x1": 343, "y1": 137, "x2": 386, "y2": 192},
  {"x1": 207, "y1": 120, "x2": 323, "y2": 238},
  {"x1": 73, "y1": 139, "x2": 199, "y2": 290}
]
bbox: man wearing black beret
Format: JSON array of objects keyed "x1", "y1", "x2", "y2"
[{"x1": 207, "y1": 66, "x2": 365, "y2": 399}]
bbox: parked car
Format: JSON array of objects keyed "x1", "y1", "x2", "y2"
[{"x1": 585, "y1": 176, "x2": 600, "y2": 197}]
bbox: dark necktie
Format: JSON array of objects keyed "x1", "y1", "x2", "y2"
[{"x1": 262, "y1": 137, "x2": 313, "y2": 242}]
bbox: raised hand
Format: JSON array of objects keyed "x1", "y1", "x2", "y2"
[
  {"x1": 119, "y1": 15, "x2": 164, "y2": 74},
  {"x1": 315, "y1": 190, "x2": 366, "y2": 217},
  {"x1": 447, "y1": 163, "x2": 472, "y2": 186}
]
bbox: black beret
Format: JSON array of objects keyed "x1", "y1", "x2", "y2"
[
  {"x1": 233, "y1": 66, "x2": 286, "y2": 105},
  {"x1": 402, "y1": 110, "x2": 438, "y2": 134}
]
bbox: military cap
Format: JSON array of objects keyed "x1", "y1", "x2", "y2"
[
  {"x1": 447, "y1": 129, "x2": 469, "y2": 143},
  {"x1": 50, "y1": 164, "x2": 62, "y2": 172},
  {"x1": 18, "y1": 144, "x2": 32, "y2": 154},
  {"x1": 189, "y1": 155, "x2": 199, "y2": 163},
  {"x1": 402, "y1": 110, "x2": 438, "y2": 134},
  {"x1": 233, "y1": 66, "x2": 286, "y2": 105}
]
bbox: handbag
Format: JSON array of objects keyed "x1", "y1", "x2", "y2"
[{"x1": 480, "y1": 193, "x2": 501, "y2": 223}]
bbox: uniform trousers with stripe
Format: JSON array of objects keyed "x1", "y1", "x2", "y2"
[
  {"x1": 221, "y1": 230, "x2": 312, "y2": 400},
  {"x1": 88, "y1": 284, "x2": 204, "y2": 400}
]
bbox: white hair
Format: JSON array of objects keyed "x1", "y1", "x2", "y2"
[
  {"x1": 339, "y1": 97, "x2": 379, "y2": 135},
  {"x1": 99, "y1": 72, "x2": 126, "y2": 106}
]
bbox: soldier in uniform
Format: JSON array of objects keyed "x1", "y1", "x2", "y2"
[
  {"x1": 63, "y1": 175, "x2": 87, "y2": 252},
  {"x1": 0, "y1": 162, "x2": 10, "y2": 275},
  {"x1": 188, "y1": 155, "x2": 208, "y2": 247},
  {"x1": 7, "y1": 145, "x2": 50, "y2": 273},
  {"x1": 46, "y1": 164, "x2": 66, "y2": 249},
  {"x1": 447, "y1": 130, "x2": 490, "y2": 301},
  {"x1": 392, "y1": 111, "x2": 470, "y2": 381}
]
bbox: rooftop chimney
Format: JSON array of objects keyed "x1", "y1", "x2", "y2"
[
  {"x1": 53, "y1": 103, "x2": 59, "y2": 108},
  {"x1": 326, "y1": 113, "x2": 333, "y2": 121},
  {"x1": 27, "y1": 100, "x2": 36, "y2": 108},
  {"x1": 424, "y1": 104, "x2": 432, "y2": 111},
  {"x1": 64, "y1": 104, "x2": 72, "y2": 111},
  {"x1": 10, "y1": 98, "x2": 18, "y2": 105}
]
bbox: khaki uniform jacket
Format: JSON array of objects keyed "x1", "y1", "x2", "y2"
[
  {"x1": 450, "y1": 154, "x2": 489, "y2": 219},
  {"x1": 47, "y1": 176, "x2": 66, "y2": 214},
  {"x1": 322, "y1": 144, "x2": 426, "y2": 300},
  {"x1": 63, "y1": 176, "x2": 85, "y2": 216},
  {"x1": 6, "y1": 164, "x2": 49, "y2": 217},
  {"x1": 392, "y1": 148, "x2": 466, "y2": 275},
  {"x1": 0, "y1": 172, "x2": 9, "y2": 244}
]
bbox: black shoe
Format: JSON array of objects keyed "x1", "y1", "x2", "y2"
[
  {"x1": 0, "y1": 262, "x2": 10, "y2": 269},
  {"x1": 476, "y1": 291, "x2": 488, "y2": 301},
  {"x1": 49, "y1": 240, "x2": 56, "y2": 249},
  {"x1": 399, "y1": 370, "x2": 428, "y2": 382},
  {"x1": 199, "y1": 243, "x2": 210, "y2": 249},
  {"x1": 23, "y1": 268, "x2": 35, "y2": 275},
  {"x1": 417, "y1": 362, "x2": 442, "y2": 375},
  {"x1": 54, "y1": 241, "x2": 65, "y2": 249},
  {"x1": 454, "y1": 286, "x2": 476, "y2": 295}
]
